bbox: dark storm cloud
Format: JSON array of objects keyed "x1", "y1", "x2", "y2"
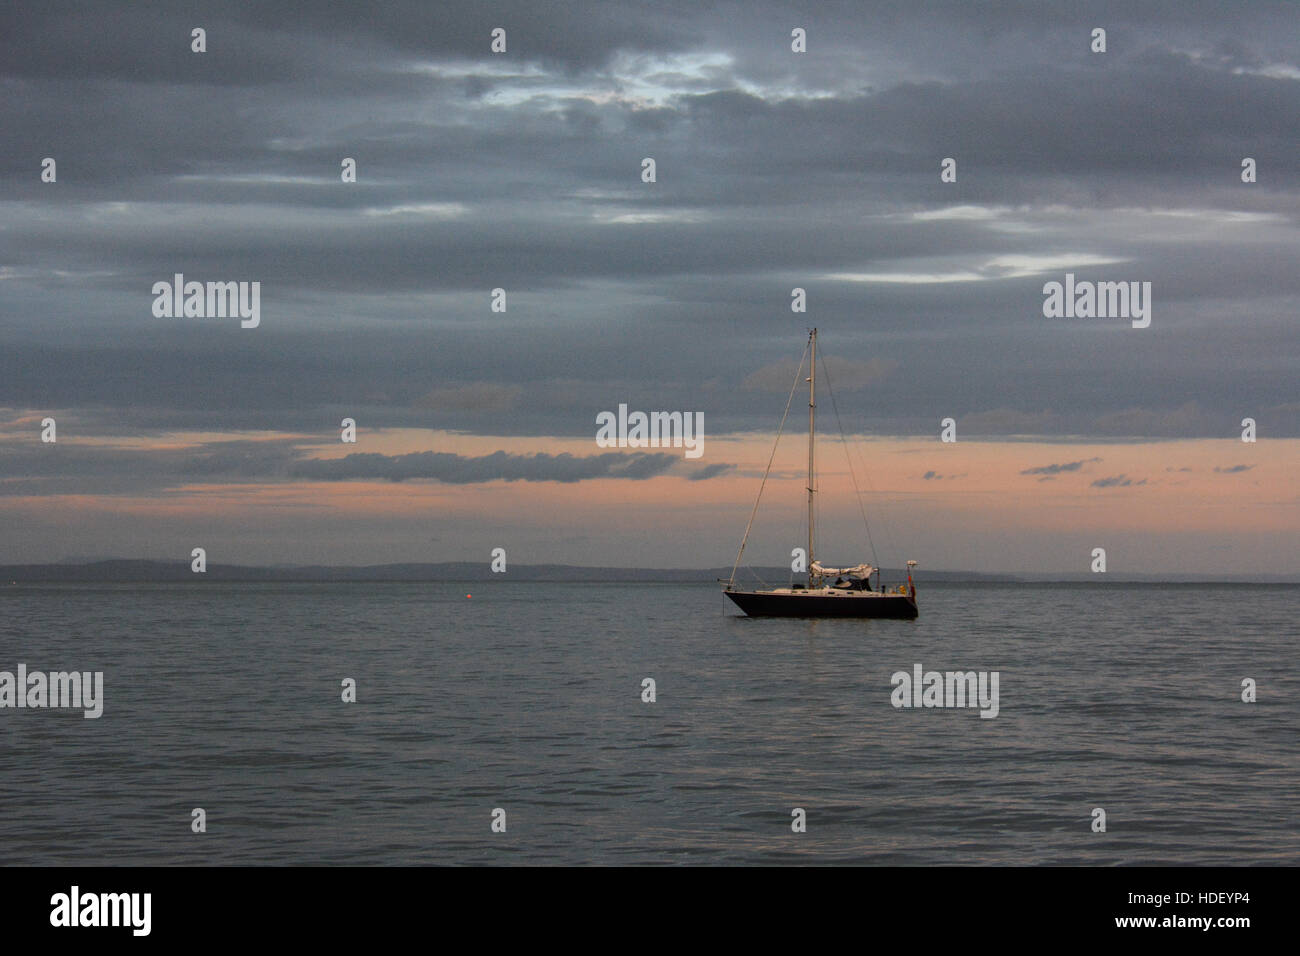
[
  {"x1": 1, "y1": 0, "x2": 1298, "y2": 444},
  {"x1": 0, "y1": 1, "x2": 692, "y2": 83}
]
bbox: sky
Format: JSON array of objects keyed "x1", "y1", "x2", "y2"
[{"x1": 0, "y1": 1, "x2": 1296, "y2": 574}]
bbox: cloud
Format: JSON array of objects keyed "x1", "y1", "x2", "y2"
[
  {"x1": 0, "y1": 435, "x2": 305, "y2": 496},
  {"x1": 287, "y1": 449, "x2": 721, "y2": 483},
  {"x1": 1021, "y1": 457, "x2": 1102, "y2": 475},
  {"x1": 686, "y1": 462, "x2": 735, "y2": 480},
  {"x1": 0, "y1": 434, "x2": 736, "y2": 494},
  {"x1": 1091, "y1": 474, "x2": 1133, "y2": 488},
  {"x1": 825, "y1": 252, "x2": 1127, "y2": 284},
  {"x1": 1214, "y1": 464, "x2": 1255, "y2": 473}
]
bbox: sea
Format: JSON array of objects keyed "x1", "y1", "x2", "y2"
[{"x1": 1, "y1": 581, "x2": 1296, "y2": 865}]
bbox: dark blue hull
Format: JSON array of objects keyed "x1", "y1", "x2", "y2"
[{"x1": 725, "y1": 589, "x2": 918, "y2": 619}]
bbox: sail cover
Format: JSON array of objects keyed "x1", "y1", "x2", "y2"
[{"x1": 811, "y1": 561, "x2": 873, "y2": 578}]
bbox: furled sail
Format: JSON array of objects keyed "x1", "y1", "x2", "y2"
[{"x1": 810, "y1": 561, "x2": 873, "y2": 578}]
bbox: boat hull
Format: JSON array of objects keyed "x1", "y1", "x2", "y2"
[{"x1": 725, "y1": 588, "x2": 918, "y2": 619}]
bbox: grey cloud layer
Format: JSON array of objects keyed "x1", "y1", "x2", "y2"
[{"x1": 1, "y1": 1, "x2": 1297, "y2": 442}]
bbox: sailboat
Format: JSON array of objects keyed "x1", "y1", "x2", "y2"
[{"x1": 724, "y1": 329, "x2": 918, "y2": 619}]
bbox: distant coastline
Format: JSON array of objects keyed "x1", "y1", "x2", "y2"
[{"x1": 0, "y1": 560, "x2": 1295, "y2": 584}]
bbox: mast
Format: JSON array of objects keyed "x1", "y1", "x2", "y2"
[{"x1": 807, "y1": 328, "x2": 816, "y2": 582}]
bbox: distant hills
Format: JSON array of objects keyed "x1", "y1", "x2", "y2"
[
  {"x1": 0, "y1": 559, "x2": 986, "y2": 583},
  {"x1": 0, "y1": 559, "x2": 1294, "y2": 583}
]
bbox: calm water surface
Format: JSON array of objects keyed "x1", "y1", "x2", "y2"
[{"x1": 1, "y1": 581, "x2": 1296, "y2": 865}]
